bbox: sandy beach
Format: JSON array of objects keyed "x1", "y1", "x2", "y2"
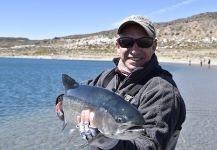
[{"x1": 1, "y1": 52, "x2": 217, "y2": 67}]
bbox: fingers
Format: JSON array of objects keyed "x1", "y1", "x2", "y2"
[
  {"x1": 76, "y1": 109, "x2": 97, "y2": 140},
  {"x1": 89, "y1": 112, "x2": 96, "y2": 128},
  {"x1": 83, "y1": 109, "x2": 90, "y2": 123},
  {"x1": 76, "y1": 109, "x2": 96, "y2": 128},
  {"x1": 56, "y1": 102, "x2": 61, "y2": 112},
  {"x1": 56, "y1": 102, "x2": 64, "y2": 121},
  {"x1": 76, "y1": 115, "x2": 81, "y2": 126},
  {"x1": 77, "y1": 109, "x2": 93, "y2": 123}
]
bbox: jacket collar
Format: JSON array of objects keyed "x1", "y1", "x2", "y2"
[
  {"x1": 113, "y1": 54, "x2": 162, "y2": 83},
  {"x1": 113, "y1": 54, "x2": 159, "y2": 73}
]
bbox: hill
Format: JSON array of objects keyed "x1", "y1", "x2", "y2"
[{"x1": 0, "y1": 12, "x2": 217, "y2": 64}]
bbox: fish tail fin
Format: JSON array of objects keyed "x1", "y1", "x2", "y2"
[{"x1": 62, "y1": 74, "x2": 79, "y2": 90}]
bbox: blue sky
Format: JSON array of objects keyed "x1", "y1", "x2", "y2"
[{"x1": 0, "y1": 0, "x2": 216, "y2": 40}]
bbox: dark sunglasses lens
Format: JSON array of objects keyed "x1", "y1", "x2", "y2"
[
  {"x1": 136, "y1": 38, "x2": 153, "y2": 48},
  {"x1": 118, "y1": 37, "x2": 134, "y2": 48}
]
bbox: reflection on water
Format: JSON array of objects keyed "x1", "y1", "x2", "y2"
[{"x1": 172, "y1": 64, "x2": 217, "y2": 150}]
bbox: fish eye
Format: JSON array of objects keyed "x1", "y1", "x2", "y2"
[{"x1": 115, "y1": 116, "x2": 127, "y2": 123}]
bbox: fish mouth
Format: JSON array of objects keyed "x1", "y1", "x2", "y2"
[
  {"x1": 113, "y1": 125, "x2": 145, "y2": 140},
  {"x1": 126, "y1": 126, "x2": 145, "y2": 132},
  {"x1": 117, "y1": 125, "x2": 145, "y2": 134}
]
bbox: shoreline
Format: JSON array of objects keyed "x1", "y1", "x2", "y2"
[{"x1": 1, "y1": 54, "x2": 217, "y2": 66}]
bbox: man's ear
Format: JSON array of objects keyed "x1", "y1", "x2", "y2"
[
  {"x1": 152, "y1": 39, "x2": 157, "y2": 51},
  {"x1": 116, "y1": 41, "x2": 120, "y2": 48},
  {"x1": 116, "y1": 41, "x2": 121, "y2": 54}
]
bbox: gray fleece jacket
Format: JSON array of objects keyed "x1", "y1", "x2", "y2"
[{"x1": 85, "y1": 54, "x2": 186, "y2": 150}]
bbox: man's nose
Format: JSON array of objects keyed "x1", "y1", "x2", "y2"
[{"x1": 130, "y1": 42, "x2": 140, "y2": 53}]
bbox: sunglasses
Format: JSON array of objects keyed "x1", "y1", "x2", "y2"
[{"x1": 117, "y1": 37, "x2": 153, "y2": 48}]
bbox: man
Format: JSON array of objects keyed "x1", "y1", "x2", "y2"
[{"x1": 56, "y1": 15, "x2": 186, "y2": 150}]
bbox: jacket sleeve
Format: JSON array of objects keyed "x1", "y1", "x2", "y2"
[{"x1": 105, "y1": 76, "x2": 186, "y2": 150}]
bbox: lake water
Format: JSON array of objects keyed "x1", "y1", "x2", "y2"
[{"x1": 0, "y1": 58, "x2": 217, "y2": 150}]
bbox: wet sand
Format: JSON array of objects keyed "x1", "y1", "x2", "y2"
[{"x1": 1, "y1": 54, "x2": 217, "y2": 66}]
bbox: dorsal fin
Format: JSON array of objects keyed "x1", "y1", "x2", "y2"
[{"x1": 62, "y1": 74, "x2": 79, "y2": 90}]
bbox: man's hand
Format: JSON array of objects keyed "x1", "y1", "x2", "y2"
[
  {"x1": 76, "y1": 110, "x2": 119, "y2": 149},
  {"x1": 55, "y1": 94, "x2": 64, "y2": 121},
  {"x1": 76, "y1": 109, "x2": 99, "y2": 140}
]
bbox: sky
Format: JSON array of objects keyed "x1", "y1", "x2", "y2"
[{"x1": 0, "y1": 0, "x2": 217, "y2": 40}]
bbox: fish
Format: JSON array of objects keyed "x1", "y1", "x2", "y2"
[{"x1": 61, "y1": 74, "x2": 145, "y2": 140}]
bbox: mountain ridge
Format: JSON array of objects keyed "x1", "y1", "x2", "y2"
[{"x1": 1, "y1": 12, "x2": 217, "y2": 62}]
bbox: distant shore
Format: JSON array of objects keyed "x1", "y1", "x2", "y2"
[
  {"x1": 158, "y1": 56, "x2": 217, "y2": 67},
  {"x1": 1, "y1": 54, "x2": 217, "y2": 67}
]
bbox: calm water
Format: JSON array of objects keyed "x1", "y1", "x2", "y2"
[{"x1": 0, "y1": 58, "x2": 217, "y2": 150}]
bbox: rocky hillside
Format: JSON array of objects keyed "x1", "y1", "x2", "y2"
[
  {"x1": 156, "y1": 12, "x2": 217, "y2": 49},
  {"x1": 1, "y1": 12, "x2": 217, "y2": 58}
]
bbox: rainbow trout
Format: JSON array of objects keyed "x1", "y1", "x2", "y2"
[{"x1": 61, "y1": 74, "x2": 145, "y2": 140}]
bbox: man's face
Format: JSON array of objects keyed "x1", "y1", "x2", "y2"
[{"x1": 116, "y1": 24, "x2": 156, "y2": 71}]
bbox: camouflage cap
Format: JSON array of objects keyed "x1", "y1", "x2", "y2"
[{"x1": 118, "y1": 15, "x2": 156, "y2": 38}]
